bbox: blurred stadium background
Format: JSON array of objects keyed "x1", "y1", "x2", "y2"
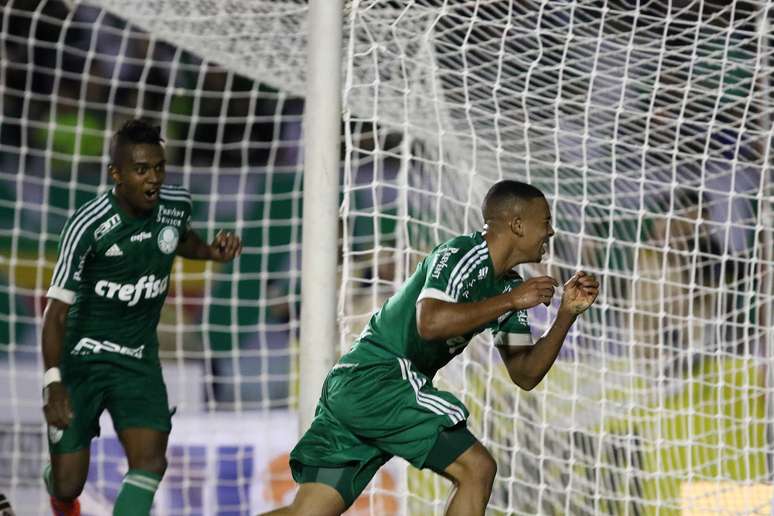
[{"x1": 1, "y1": 0, "x2": 772, "y2": 514}]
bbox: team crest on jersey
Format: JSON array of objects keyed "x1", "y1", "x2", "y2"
[{"x1": 157, "y1": 226, "x2": 179, "y2": 254}]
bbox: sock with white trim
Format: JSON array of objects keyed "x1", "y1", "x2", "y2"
[{"x1": 112, "y1": 469, "x2": 161, "y2": 516}]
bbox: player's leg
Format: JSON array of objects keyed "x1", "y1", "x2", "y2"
[
  {"x1": 106, "y1": 366, "x2": 172, "y2": 516},
  {"x1": 266, "y1": 431, "x2": 388, "y2": 515},
  {"x1": 45, "y1": 450, "x2": 89, "y2": 515},
  {"x1": 113, "y1": 427, "x2": 169, "y2": 516},
  {"x1": 44, "y1": 370, "x2": 104, "y2": 516},
  {"x1": 261, "y1": 483, "x2": 346, "y2": 516},
  {"x1": 437, "y1": 440, "x2": 497, "y2": 516},
  {"x1": 356, "y1": 358, "x2": 493, "y2": 515},
  {"x1": 265, "y1": 366, "x2": 391, "y2": 515}
]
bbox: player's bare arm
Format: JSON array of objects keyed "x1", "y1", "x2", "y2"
[
  {"x1": 498, "y1": 271, "x2": 600, "y2": 390},
  {"x1": 416, "y1": 275, "x2": 558, "y2": 341},
  {"x1": 41, "y1": 298, "x2": 72, "y2": 429},
  {"x1": 176, "y1": 228, "x2": 242, "y2": 262}
]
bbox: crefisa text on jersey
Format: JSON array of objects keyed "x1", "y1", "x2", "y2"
[
  {"x1": 156, "y1": 204, "x2": 185, "y2": 227},
  {"x1": 94, "y1": 274, "x2": 169, "y2": 306},
  {"x1": 130, "y1": 231, "x2": 152, "y2": 242}
]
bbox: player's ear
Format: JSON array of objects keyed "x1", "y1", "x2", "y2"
[
  {"x1": 108, "y1": 163, "x2": 121, "y2": 184},
  {"x1": 509, "y1": 216, "x2": 524, "y2": 237}
]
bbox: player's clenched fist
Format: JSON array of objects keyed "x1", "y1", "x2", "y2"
[
  {"x1": 509, "y1": 275, "x2": 559, "y2": 310},
  {"x1": 209, "y1": 230, "x2": 242, "y2": 262},
  {"x1": 560, "y1": 271, "x2": 599, "y2": 315},
  {"x1": 43, "y1": 383, "x2": 73, "y2": 429}
]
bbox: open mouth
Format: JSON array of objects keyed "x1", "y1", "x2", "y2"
[{"x1": 144, "y1": 188, "x2": 160, "y2": 201}]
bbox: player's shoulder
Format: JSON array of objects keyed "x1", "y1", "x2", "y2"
[
  {"x1": 159, "y1": 184, "x2": 192, "y2": 208},
  {"x1": 62, "y1": 191, "x2": 114, "y2": 233},
  {"x1": 433, "y1": 231, "x2": 485, "y2": 257},
  {"x1": 425, "y1": 232, "x2": 488, "y2": 285},
  {"x1": 68, "y1": 191, "x2": 111, "y2": 219}
]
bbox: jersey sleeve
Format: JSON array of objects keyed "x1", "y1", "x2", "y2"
[
  {"x1": 493, "y1": 309, "x2": 533, "y2": 346},
  {"x1": 492, "y1": 274, "x2": 533, "y2": 347},
  {"x1": 416, "y1": 239, "x2": 488, "y2": 304},
  {"x1": 47, "y1": 204, "x2": 104, "y2": 305}
]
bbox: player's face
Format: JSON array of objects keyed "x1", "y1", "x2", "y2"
[
  {"x1": 110, "y1": 143, "x2": 166, "y2": 216},
  {"x1": 520, "y1": 197, "x2": 554, "y2": 261}
]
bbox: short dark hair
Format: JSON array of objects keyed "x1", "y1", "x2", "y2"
[
  {"x1": 481, "y1": 180, "x2": 545, "y2": 220},
  {"x1": 109, "y1": 119, "x2": 164, "y2": 167}
]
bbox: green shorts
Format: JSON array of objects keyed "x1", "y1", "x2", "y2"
[
  {"x1": 48, "y1": 362, "x2": 172, "y2": 454},
  {"x1": 289, "y1": 358, "x2": 477, "y2": 507}
]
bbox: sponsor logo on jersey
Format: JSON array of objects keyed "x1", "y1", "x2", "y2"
[
  {"x1": 478, "y1": 266, "x2": 489, "y2": 280},
  {"x1": 48, "y1": 425, "x2": 63, "y2": 444},
  {"x1": 94, "y1": 214, "x2": 121, "y2": 241},
  {"x1": 130, "y1": 231, "x2": 152, "y2": 243},
  {"x1": 105, "y1": 243, "x2": 123, "y2": 257},
  {"x1": 431, "y1": 247, "x2": 459, "y2": 279},
  {"x1": 73, "y1": 253, "x2": 87, "y2": 281},
  {"x1": 94, "y1": 274, "x2": 169, "y2": 306},
  {"x1": 516, "y1": 310, "x2": 529, "y2": 326},
  {"x1": 71, "y1": 337, "x2": 144, "y2": 359},
  {"x1": 157, "y1": 204, "x2": 186, "y2": 227},
  {"x1": 157, "y1": 226, "x2": 179, "y2": 254}
]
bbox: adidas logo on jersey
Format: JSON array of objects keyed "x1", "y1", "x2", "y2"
[{"x1": 105, "y1": 244, "x2": 123, "y2": 257}]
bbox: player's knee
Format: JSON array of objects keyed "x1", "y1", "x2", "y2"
[
  {"x1": 51, "y1": 472, "x2": 86, "y2": 501},
  {"x1": 470, "y1": 448, "x2": 497, "y2": 488},
  {"x1": 454, "y1": 445, "x2": 497, "y2": 489},
  {"x1": 480, "y1": 451, "x2": 497, "y2": 487},
  {"x1": 129, "y1": 455, "x2": 167, "y2": 477}
]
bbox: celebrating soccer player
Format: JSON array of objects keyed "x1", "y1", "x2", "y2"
[
  {"x1": 265, "y1": 180, "x2": 599, "y2": 516},
  {"x1": 41, "y1": 119, "x2": 242, "y2": 516}
]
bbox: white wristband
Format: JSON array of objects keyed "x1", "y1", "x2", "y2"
[{"x1": 43, "y1": 367, "x2": 61, "y2": 388}]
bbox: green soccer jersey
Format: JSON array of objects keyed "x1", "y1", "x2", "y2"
[
  {"x1": 46, "y1": 185, "x2": 192, "y2": 373},
  {"x1": 344, "y1": 231, "x2": 532, "y2": 379}
]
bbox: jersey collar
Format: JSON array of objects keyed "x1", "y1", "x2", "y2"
[
  {"x1": 473, "y1": 231, "x2": 495, "y2": 282},
  {"x1": 108, "y1": 186, "x2": 161, "y2": 225}
]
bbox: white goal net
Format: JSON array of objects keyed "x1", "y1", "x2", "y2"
[{"x1": 1, "y1": 0, "x2": 772, "y2": 515}]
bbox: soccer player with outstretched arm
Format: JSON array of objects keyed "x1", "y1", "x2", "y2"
[
  {"x1": 41, "y1": 119, "x2": 242, "y2": 516},
  {"x1": 265, "y1": 180, "x2": 599, "y2": 516}
]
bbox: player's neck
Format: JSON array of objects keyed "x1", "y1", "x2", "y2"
[
  {"x1": 484, "y1": 230, "x2": 530, "y2": 277},
  {"x1": 112, "y1": 186, "x2": 153, "y2": 220}
]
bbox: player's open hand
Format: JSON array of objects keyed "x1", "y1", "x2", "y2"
[
  {"x1": 509, "y1": 275, "x2": 559, "y2": 310},
  {"x1": 43, "y1": 382, "x2": 73, "y2": 429},
  {"x1": 209, "y1": 230, "x2": 242, "y2": 262},
  {"x1": 560, "y1": 271, "x2": 599, "y2": 315}
]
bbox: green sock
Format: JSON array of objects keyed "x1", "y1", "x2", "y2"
[
  {"x1": 43, "y1": 463, "x2": 54, "y2": 497},
  {"x1": 113, "y1": 468, "x2": 161, "y2": 516}
]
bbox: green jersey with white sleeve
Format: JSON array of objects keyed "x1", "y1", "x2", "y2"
[
  {"x1": 344, "y1": 231, "x2": 532, "y2": 379},
  {"x1": 46, "y1": 185, "x2": 191, "y2": 374}
]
